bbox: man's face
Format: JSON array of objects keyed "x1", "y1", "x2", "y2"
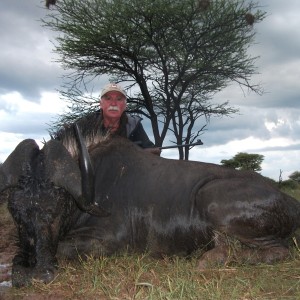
[{"x1": 100, "y1": 91, "x2": 126, "y2": 119}]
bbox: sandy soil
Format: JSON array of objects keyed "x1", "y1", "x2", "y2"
[{"x1": 0, "y1": 196, "x2": 17, "y2": 299}]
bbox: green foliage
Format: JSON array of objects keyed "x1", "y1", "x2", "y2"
[
  {"x1": 289, "y1": 171, "x2": 300, "y2": 183},
  {"x1": 43, "y1": 0, "x2": 266, "y2": 159},
  {"x1": 279, "y1": 181, "x2": 300, "y2": 200},
  {"x1": 220, "y1": 152, "x2": 264, "y2": 172},
  {"x1": 280, "y1": 179, "x2": 298, "y2": 190}
]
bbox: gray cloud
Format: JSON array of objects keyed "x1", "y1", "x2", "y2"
[
  {"x1": 0, "y1": 0, "x2": 63, "y2": 100},
  {"x1": 255, "y1": 15, "x2": 300, "y2": 64},
  {"x1": 251, "y1": 143, "x2": 300, "y2": 153}
]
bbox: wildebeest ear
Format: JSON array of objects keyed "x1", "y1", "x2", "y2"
[
  {"x1": 0, "y1": 139, "x2": 39, "y2": 193},
  {"x1": 42, "y1": 139, "x2": 83, "y2": 201}
]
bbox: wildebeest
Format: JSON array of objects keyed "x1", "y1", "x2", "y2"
[{"x1": 1, "y1": 122, "x2": 300, "y2": 287}]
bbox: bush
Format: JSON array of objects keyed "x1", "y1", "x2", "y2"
[{"x1": 279, "y1": 179, "x2": 298, "y2": 190}]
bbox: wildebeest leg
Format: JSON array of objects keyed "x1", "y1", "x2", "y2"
[
  {"x1": 198, "y1": 232, "x2": 232, "y2": 270},
  {"x1": 196, "y1": 178, "x2": 299, "y2": 269},
  {"x1": 234, "y1": 245, "x2": 290, "y2": 265},
  {"x1": 198, "y1": 246, "x2": 290, "y2": 270},
  {"x1": 198, "y1": 232, "x2": 290, "y2": 270}
]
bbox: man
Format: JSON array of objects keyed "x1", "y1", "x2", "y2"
[
  {"x1": 73, "y1": 82, "x2": 160, "y2": 155},
  {"x1": 54, "y1": 83, "x2": 160, "y2": 155}
]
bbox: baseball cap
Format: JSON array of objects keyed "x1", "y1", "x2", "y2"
[{"x1": 100, "y1": 83, "x2": 127, "y2": 98}]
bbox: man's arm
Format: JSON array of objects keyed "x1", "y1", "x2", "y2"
[{"x1": 128, "y1": 121, "x2": 161, "y2": 155}]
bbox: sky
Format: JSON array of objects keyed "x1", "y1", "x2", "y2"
[{"x1": 1, "y1": 0, "x2": 300, "y2": 181}]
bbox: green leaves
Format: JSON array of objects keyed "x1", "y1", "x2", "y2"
[{"x1": 221, "y1": 152, "x2": 264, "y2": 172}]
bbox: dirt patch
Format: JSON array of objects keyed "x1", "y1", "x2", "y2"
[
  {"x1": 0, "y1": 195, "x2": 17, "y2": 299},
  {"x1": 0, "y1": 199, "x2": 17, "y2": 268}
]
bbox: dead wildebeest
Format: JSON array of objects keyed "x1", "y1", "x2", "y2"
[{"x1": 0, "y1": 122, "x2": 300, "y2": 287}]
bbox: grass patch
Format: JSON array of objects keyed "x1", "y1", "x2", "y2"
[
  {"x1": 7, "y1": 251, "x2": 300, "y2": 300},
  {"x1": 279, "y1": 181, "x2": 300, "y2": 200},
  {"x1": 282, "y1": 187, "x2": 300, "y2": 201}
]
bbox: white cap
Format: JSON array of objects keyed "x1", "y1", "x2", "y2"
[{"x1": 101, "y1": 83, "x2": 127, "y2": 98}]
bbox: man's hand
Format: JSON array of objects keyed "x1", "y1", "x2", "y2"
[{"x1": 143, "y1": 147, "x2": 161, "y2": 156}]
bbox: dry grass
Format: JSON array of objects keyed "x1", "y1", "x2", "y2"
[{"x1": 5, "y1": 249, "x2": 300, "y2": 300}]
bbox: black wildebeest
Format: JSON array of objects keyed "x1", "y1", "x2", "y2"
[{"x1": 1, "y1": 122, "x2": 300, "y2": 287}]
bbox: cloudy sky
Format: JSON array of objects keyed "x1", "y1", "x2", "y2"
[{"x1": 1, "y1": 0, "x2": 300, "y2": 181}]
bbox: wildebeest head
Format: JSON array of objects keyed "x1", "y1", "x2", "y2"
[{"x1": 0, "y1": 120, "x2": 110, "y2": 217}]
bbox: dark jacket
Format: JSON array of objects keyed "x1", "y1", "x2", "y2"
[
  {"x1": 126, "y1": 115, "x2": 154, "y2": 148},
  {"x1": 74, "y1": 110, "x2": 154, "y2": 149}
]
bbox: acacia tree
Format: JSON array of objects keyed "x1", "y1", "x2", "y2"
[
  {"x1": 221, "y1": 152, "x2": 264, "y2": 172},
  {"x1": 44, "y1": 0, "x2": 265, "y2": 159}
]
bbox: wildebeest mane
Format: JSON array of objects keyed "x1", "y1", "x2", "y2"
[{"x1": 52, "y1": 112, "x2": 109, "y2": 159}]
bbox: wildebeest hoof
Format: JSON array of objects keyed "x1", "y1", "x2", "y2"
[
  {"x1": 198, "y1": 259, "x2": 209, "y2": 271},
  {"x1": 198, "y1": 246, "x2": 230, "y2": 270}
]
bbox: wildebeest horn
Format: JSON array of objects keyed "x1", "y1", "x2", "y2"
[
  {"x1": 42, "y1": 138, "x2": 109, "y2": 217},
  {"x1": 74, "y1": 124, "x2": 110, "y2": 217}
]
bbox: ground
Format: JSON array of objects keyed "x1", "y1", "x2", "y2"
[{"x1": 0, "y1": 194, "x2": 17, "y2": 298}]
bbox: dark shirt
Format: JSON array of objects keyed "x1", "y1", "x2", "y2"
[
  {"x1": 128, "y1": 119, "x2": 154, "y2": 148},
  {"x1": 52, "y1": 110, "x2": 156, "y2": 161},
  {"x1": 77, "y1": 110, "x2": 154, "y2": 149}
]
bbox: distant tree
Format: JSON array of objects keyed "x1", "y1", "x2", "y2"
[
  {"x1": 219, "y1": 158, "x2": 239, "y2": 169},
  {"x1": 289, "y1": 171, "x2": 300, "y2": 183},
  {"x1": 278, "y1": 169, "x2": 283, "y2": 185},
  {"x1": 43, "y1": 0, "x2": 265, "y2": 159},
  {"x1": 279, "y1": 179, "x2": 298, "y2": 190},
  {"x1": 221, "y1": 152, "x2": 264, "y2": 172}
]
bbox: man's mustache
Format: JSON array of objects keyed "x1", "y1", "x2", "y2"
[{"x1": 108, "y1": 106, "x2": 120, "y2": 111}]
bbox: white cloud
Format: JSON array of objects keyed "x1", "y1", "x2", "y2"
[{"x1": 0, "y1": 91, "x2": 67, "y2": 163}]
